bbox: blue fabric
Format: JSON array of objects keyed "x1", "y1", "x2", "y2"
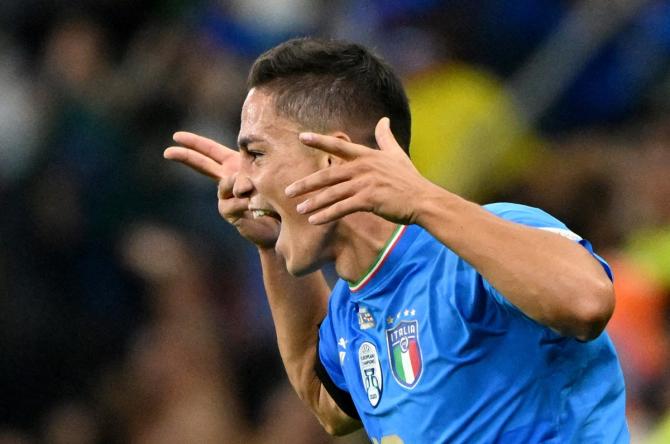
[{"x1": 318, "y1": 203, "x2": 628, "y2": 443}]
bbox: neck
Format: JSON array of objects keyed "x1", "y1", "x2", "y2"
[{"x1": 331, "y1": 214, "x2": 398, "y2": 284}]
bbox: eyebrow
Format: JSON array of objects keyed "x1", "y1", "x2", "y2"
[{"x1": 237, "y1": 135, "x2": 265, "y2": 150}]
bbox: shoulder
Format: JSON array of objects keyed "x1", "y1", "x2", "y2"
[
  {"x1": 483, "y1": 202, "x2": 579, "y2": 235},
  {"x1": 483, "y1": 202, "x2": 561, "y2": 223}
]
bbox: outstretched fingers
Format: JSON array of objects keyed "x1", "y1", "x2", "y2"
[
  {"x1": 296, "y1": 181, "x2": 357, "y2": 215},
  {"x1": 298, "y1": 133, "x2": 368, "y2": 159},
  {"x1": 285, "y1": 165, "x2": 352, "y2": 198},
  {"x1": 165, "y1": 131, "x2": 242, "y2": 179},
  {"x1": 172, "y1": 131, "x2": 235, "y2": 164},
  {"x1": 163, "y1": 147, "x2": 223, "y2": 181},
  {"x1": 217, "y1": 174, "x2": 236, "y2": 200},
  {"x1": 307, "y1": 195, "x2": 369, "y2": 225}
]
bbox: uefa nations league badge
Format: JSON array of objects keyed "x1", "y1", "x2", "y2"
[{"x1": 358, "y1": 341, "x2": 382, "y2": 407}]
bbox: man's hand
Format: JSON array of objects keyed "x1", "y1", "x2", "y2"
[
  {"x1": 164, "y1": 132, "x2": 279, "y2": 248},
  {"x1": 285, "y1": 117, "x2": 435, "y2": 226}
]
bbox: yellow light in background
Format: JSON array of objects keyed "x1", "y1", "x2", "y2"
[{"x1": 407, "y1": 63, "x2": 543, "y2": 201}]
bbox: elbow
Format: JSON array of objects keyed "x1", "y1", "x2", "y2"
[
  {"x1": 321, "y1": 422, "x2": 339, "y2": 436},
  {"x1": 319, "y1": 415, "x2": 361, "y2": 436},
  {"x1": 321, "y1": 420, "x2": 354, "y2": 437},
  {"x1": 300, "y1": 376, "x2": 361, "y2": 437},
  {"x1": 572, "y1": 277, "x2": 615, "y2": 341},
  {"x1": 315, "y1": 394, "x2": 361, "y2": 437}
]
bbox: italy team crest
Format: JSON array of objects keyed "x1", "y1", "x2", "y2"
[{"x1": 386, "y1": 320, "x2": 423, "y2": 389}]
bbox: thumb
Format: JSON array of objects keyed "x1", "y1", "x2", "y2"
[
  {"x1": 218, "y1": 172, "x2": 237, "y2": 200},
  {"x1": 375, "y1": 117, "x2": 403, "y2": 154}
]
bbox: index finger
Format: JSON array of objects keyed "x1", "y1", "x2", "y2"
[
  {"x1": 173, "y1": 131, "x2": 237, "y2": 165},
  {"x1": 163, "y1": 147, "x2": 224, "y2": 181},
  {"x1": 298, "y1": 133, "x2": 368, "y2": 160}
]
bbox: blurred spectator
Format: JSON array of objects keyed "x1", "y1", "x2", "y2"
[
  {"x1": 1, "y1": 1, "x2": 669, "y2": 443},
  {"x1": 41, "y1": 401, "x2": 100, "y2": 444},
  {"x1": 0, "y1": 35, "x2": 43, "y2": 186}
]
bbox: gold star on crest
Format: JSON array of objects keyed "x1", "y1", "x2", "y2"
[{"x1": 386, "y1": 316, "x2": 394, "y2": 324}]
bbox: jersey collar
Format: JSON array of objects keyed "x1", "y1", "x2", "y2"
[{"x1": 347, "y1": 224, "x2": 409, "y2": 293}]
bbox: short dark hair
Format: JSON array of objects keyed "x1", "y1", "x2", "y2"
[{"x1": 247, "y1": 37, "x2": 411, "y2": 154}]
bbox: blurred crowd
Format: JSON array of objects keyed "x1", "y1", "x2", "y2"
[{"x1": 0, "y1": 1, "x2": 669, "y2": 443}]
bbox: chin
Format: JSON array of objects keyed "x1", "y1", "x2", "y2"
[
  {"x1": 284, "y1": 254, "x2": 320, "y2": 277},
  {"x1": 281, "y1": 241, "x2": 326, "y2": 277}
]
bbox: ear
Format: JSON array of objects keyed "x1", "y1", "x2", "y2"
[{"x1": 321, "y1": 131, "x2": 352, "y2": 167}]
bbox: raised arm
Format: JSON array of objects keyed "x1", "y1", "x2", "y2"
[
  {"x1": 286, "y1": 118, "x2": 615, "y2": 341},
  {"x1": 164, "y1": 132, "x2": 360, "y2": 434}
]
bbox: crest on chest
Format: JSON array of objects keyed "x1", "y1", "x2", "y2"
[{"x1": 386, "y1": 319, "x2": 423, "y2": 389}]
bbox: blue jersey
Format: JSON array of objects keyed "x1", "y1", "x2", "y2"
[{"x1": 316, "y1": 203, "x2": 628, "y2": 443}]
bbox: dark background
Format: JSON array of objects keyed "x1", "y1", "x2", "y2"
[{"x1": 1, "y1": 1, "x2": 669, "y2": 442}]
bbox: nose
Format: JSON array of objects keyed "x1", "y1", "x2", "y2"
[{"x1": 232, "y1": 174, "x2": 254, "y2": 198}]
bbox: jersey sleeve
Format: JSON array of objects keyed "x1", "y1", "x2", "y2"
[
  {"x1": 315, "y1": 282, "x2": 360, "y2": 419},
  {"x1": 481, "y1": 202, "x2": 613, "y2": 311}
]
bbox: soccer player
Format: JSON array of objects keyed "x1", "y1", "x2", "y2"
[{"x1": 164, "y1": 38, "x2": 628, "y2": 443}]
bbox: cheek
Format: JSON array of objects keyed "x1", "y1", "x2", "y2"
[
  {"x1": 253, "y1": 169, "x2": 285, "y2": 204},
  {"x1": 257, "y1": 158, "x2": 300, "y2": 191},
  {"x1": 266, "y1": 172, "x2": 316, "y2": 208}
]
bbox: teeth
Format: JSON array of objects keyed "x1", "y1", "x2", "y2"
[{"x1": 252, "y1": 209, "x2": 271, "y2": 219}]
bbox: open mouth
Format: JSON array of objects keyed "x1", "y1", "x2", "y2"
[{"x1": 250, "y1": 208, "x2": 282, "y2": 221}]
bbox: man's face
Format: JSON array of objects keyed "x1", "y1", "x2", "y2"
[{"x1": 237, "y1": 88, "x2": 334, "y2": 275}]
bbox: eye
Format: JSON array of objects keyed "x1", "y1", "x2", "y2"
[{"x1": 247, "y1": 150, "x2": 264, "y2": 161}]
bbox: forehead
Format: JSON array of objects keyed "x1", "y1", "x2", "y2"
[
  {"x1": 239, "y1": 88, "x2": 300, "y2": 142},
  {"x1": 241, "y1": 88, "x2": 273, "y2": 124}
]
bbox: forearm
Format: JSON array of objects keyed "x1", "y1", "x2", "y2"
[
  {"x1": 415, "y1": 184, "x2": 614, "y2": 340},
  {"x1": 257, "y1": 248, "x2": 359, "y2": 434},
  {"x1": 258, "y1": 247, "x2": 329, "y2": 393}
]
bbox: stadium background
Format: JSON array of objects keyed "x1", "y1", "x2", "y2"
[{"x1": 1, "y1": 0, "x2": 669, "y2": 442}]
